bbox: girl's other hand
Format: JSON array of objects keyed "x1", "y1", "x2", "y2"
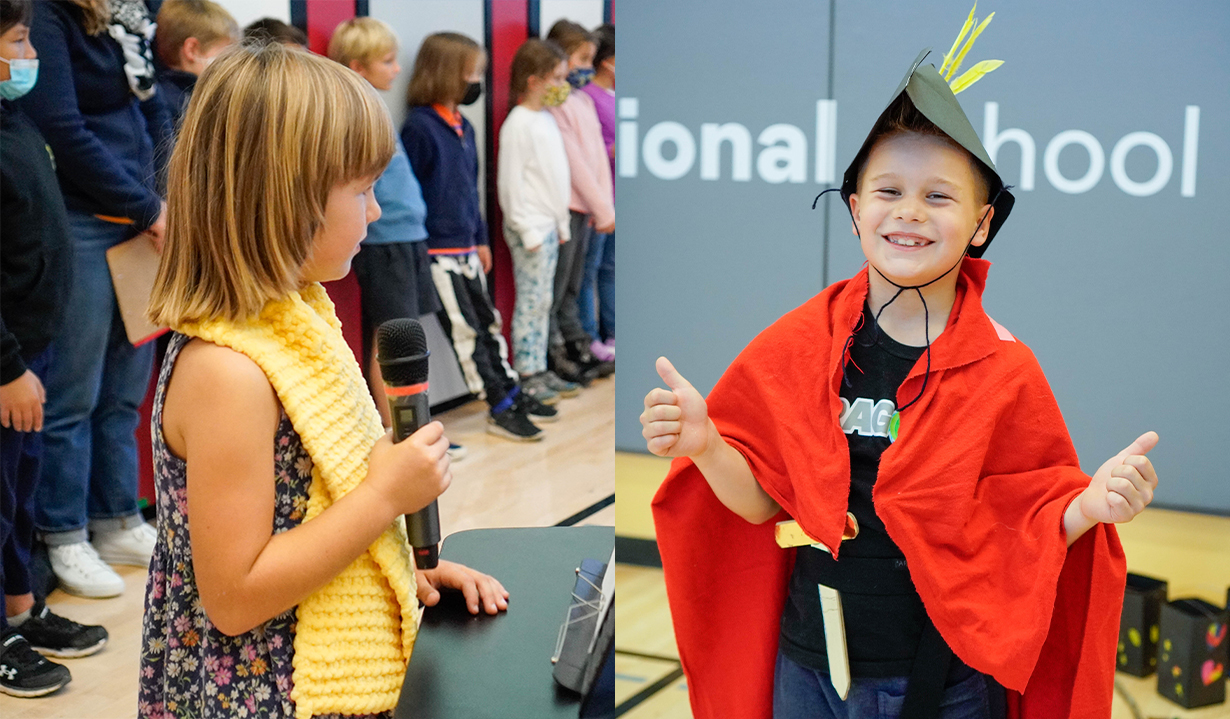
[
  {"x1": 416, "y1": 560, "x2": 509, "y2": 614},
  {"x1": 477, "y1": 245, "x2": 493, "y2": 273},
  {"x1": 367, "y1": 421, "x2": 452, "y2": 516}
]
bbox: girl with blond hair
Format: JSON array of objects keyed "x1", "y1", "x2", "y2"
[{"x1": 140, "y1": 41, "x2": 506, "y2": 719}]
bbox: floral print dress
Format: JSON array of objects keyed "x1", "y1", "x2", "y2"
[{"x1": 139, "y1": 333, "x2": 392, "y2": 719}]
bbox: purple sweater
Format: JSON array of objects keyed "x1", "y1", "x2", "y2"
[{"x1": 581, "y1": 83, "x2": 615, "y2": 191}]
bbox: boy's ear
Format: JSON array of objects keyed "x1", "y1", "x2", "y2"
[
  {"x1": 348, "y1": 59, "x2": 366, "y2": 74},
  {"x1": 180, "y1": 36, "x2": 202, "y2": 67},
  {"x1": 970, "y1": 204, "x2": 995, "y2": 247},
  {"x1": 848, "y1": 193, "x2": 862, "y2": 236}
]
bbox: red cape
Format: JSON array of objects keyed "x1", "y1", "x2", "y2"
[{"x1": 652, "y1": 259, "x2": 1126, "y2": 719}]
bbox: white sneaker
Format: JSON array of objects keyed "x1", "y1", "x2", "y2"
[
  {"x1": 48, "y1": 543, "x2": 124, "y2": 598},
  {"x1": 92, "y1": 523, "x2": 156, "y2": 568}
]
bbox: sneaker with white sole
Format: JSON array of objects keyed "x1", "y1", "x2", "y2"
[
  {"x1": 47, "y1": 543, "x2": 123, "y2": 599},
  {"x1": 0, "y1": 630, "x2": 72, "y2": 698},
  {"x1": 92, "y1": 523, "x2": 156, "y2": 568},
  {"x1": 17, "y1": 600, "x2": 109, "y2": 658},
  {"x1": 540, "y1": 371, "x2": 581, "y2": 398}
]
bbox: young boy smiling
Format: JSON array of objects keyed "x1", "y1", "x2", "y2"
[{"x1": 643, "y1": 36, "x2": 1159, "y2": 719}]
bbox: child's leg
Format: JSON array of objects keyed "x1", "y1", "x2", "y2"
[
  {"x1": 549, "y1": 211, "x2": 593, "y2": 350},
  {"x1": 508, "y1": 229, "x2": 559, "y2": 377},
  {"x1": 596, "y1": 230, "x2": 615, "y2": 342},
  {"x1": 430, "y1": 254, "x2": 517, "y2": 407},
  {"x1": 2, "y1": 351, "x2": 50, "y2": 625},
  {"x1": 578, "y1": 229, "x2": 606, "y2": 340}
]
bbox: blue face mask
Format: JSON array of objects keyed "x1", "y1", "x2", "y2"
[
  {"x1": 0, "y1": 57, "x2": 38, "y2": 100},
  {"x1": 566, "y1": 67, "x2": 594, "y2": 89}
]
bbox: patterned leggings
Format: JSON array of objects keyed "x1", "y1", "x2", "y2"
[{"x1": 506, "y1": 227, "x2": 560, "y2": 376}]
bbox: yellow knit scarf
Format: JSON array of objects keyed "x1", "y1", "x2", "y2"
[{"x1": 176, "y1": 284, "x2": 419, "y2": 718}]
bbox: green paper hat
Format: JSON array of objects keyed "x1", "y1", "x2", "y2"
[{"x1": 839, "y1": 46, "x2": 1016, "y2": 258}]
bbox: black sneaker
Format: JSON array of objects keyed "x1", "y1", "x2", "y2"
[
  {"x1": 18, "y1": 600, "x2": 108, "y2": 658},
  {"x1": 548, "y1": 344, "x2": 594, "y2": 387},
  {"x1": 517, "y1": 391, "x2": 559, "y2": 424},
  {"x1": 0, "y1": 629, "x2": 72, "y2": 698},
  {"x1": 487, "y1": 404, "x2": 544, "y2": 442},
  {"x1": 566, "y1": 339, "x2": 615, "y2": 379}
]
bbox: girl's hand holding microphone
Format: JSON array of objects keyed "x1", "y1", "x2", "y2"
[{"x1": 366, "y1": 420, "x2": 452, "y2": 516}]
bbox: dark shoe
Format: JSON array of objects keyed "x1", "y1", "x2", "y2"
[
  {"x1": 19, "y1": 600, "x2": 108, "y2": 658},
  {"x1": 540, "y1": 371, "x2": 581, "y2": 398},
  {"x1": 567, "y1": 339, "x2": 614, "y2": 379},
  {"x1": 548, "y1": 344, "x2": 594, "y2": 387},
  {"x1": 517, "y1": 391, "x2": 559, "y2": 424},
  {"x1": 487, "y1": 405, "x2": 544, "y2": 442},
  {"x1": 0, "y1": 630, "x2": 72, "y2": 698},
  {"x1": 520, "y1": 373, "x2": 560, "y2": 406}
]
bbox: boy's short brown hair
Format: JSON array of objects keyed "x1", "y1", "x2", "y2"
[
  {"x1": 327, "y1": 16, "x2": 397, "y2": 69},
  {"x1": 406, "y1": 32, "x2": 483, "y2": 107},
  {"x1": 154, "y1": 0, "x2": 239, "y2": 68},
  {"x1": 856, "y1": 94, "x2": 996, "y2": 205},
  {"x1": 149, "y1": 41, "x2": 395, "y2": 325},
  {"x1": 243, "y1": 17, "x2": 307, "y2": 47}
]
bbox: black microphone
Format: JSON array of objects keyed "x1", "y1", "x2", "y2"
[{"x1": 376, "y1": 318, "x2": 441, "y2": 569}]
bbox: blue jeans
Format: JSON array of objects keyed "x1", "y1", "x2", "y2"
[
  {"x1": 35, "y1": 211, "x2": 153, "y2": 544},
  {"x1": 773, "y1": 650, "x2": 990, "y2": 719},
  {"x1": 578, "y1": 230, "x2": 614, "y2": 342}
]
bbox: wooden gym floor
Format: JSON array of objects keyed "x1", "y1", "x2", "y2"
[{"x1": 0, "y1": 377, "x2": 614, "y2": 719}]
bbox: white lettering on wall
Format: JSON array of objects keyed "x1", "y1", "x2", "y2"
[
  {"x1": 1181, "y1": 105, "x2": 1200, "y2": 197},
  {"x1": 983, "y1": 102, "x2": 1036, "y2": 191},
  {"x1": 757, "y1": 124, "x2": 808, "y2": 184},
  {"x1": 643, "y1": 121, "x2": 696, "y2": 180},
  {"x1": 700, "y1": 123, "x2": 752, "y2": 181},
  {"x1": 618, "y1": 97, "x2": 639, "y2": 178},
  {"x1": 1110, "y1": 132, "x2": 1172, "y2": 197},
  {"x1": 1044, "y1": 130, "x2": 1105, "y2": 194},
  {"x1": 619, "y1": 98, "x2": 1201, "y2": 197}
]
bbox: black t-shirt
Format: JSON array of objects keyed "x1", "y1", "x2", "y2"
[{"x1": 779, "y1": 302, "x2": 937, "y2": 677}]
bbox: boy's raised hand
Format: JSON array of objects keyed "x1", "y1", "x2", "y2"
[
  {"x1": 641, "y1": 357, "x2": 712, "y2": 458},
  {"x1": 1079, "y1": 431, "x2": 1160, "y2": 524}
]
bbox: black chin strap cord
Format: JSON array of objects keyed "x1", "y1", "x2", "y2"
[{"x1": 813, "y1": 185, "x2": 1007, "y2": 414}]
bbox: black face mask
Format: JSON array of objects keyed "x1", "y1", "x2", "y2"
[{"x1": 460, "y1": 82, "x2": 482, "y2": 106}]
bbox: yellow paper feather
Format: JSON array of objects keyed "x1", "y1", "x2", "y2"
[
  {"x1": 949, "y1": 59, "x2": 1003, "y2": 94},
  {"x1": 946, "y1": 11, "x2": 995, "y2": 80},
  {"x1": 940, "y1": 4, "x2": 977, "y2": 77}
]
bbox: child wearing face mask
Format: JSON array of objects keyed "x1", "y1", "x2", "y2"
[
  {"x1": 543, "y1": 20, "x2": 614, "y2": 387},
  {"x1": 498, "y1": 39, "x2": 576, "y2": 407},
  {"x1": 401, "y1": 32, "x2": 557, "y2": 441},
  {"x1": 1, "y1": 0, "x2": 110, "y2": 699},
  {"x1": 153, "y1": 0, "x2": 239, "y2": 127}
]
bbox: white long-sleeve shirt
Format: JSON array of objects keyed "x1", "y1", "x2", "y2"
[{"x1": 497, "y1": 105, "x2": 572, "y2": 250}]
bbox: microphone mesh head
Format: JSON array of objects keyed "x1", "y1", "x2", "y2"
[{"x1": 376, "y1": 319, "x2": 430, "y2": 385}]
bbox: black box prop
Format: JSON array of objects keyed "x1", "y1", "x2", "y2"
[
  {"x1": 1156, "y1": 598, "x2": 1227, "y2": 709},
  {"x1": 1117, "y1": 573, "x2": 1168, "y2": 677}
]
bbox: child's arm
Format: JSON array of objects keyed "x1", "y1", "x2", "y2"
[
  {"x1": 641, "y1": 356, "x2": 781, "y2": 524},
  {"x1": 167, "y1": 340, "x2": 453, "y2": 636},
  {"x1": 1062, "y1": 432, "x2": 1159, "y2": 546},
  {"x1": 552, "y1": 103, "x2": 615, "y2": 233},
  {"x1": 496, "y1": 122, "x2": 544, "y2": 251}
]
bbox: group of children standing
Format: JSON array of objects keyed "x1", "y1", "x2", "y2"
[{"x1": 324, "y1": 16, "x2": 616, "y2": 442}]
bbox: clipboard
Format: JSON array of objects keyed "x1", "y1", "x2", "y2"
[{"x1": 105, "y1": 234, "x2": 169, "y2": 346}]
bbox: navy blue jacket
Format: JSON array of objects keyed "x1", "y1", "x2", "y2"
[
  {"x1": 18, "y1": 0, "x2": 171, "y2": 232},
  {"x1": 400, "y1": 105, "x2": 487, "y2": 253}
]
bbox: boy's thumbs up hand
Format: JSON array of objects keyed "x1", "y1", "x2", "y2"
[
  {"x1": 1079, "y1": 431, "x2": 1160, "y2": 525},
  {"x1": 641, "y1": 357, "x2": 713, "y2": 458}
]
